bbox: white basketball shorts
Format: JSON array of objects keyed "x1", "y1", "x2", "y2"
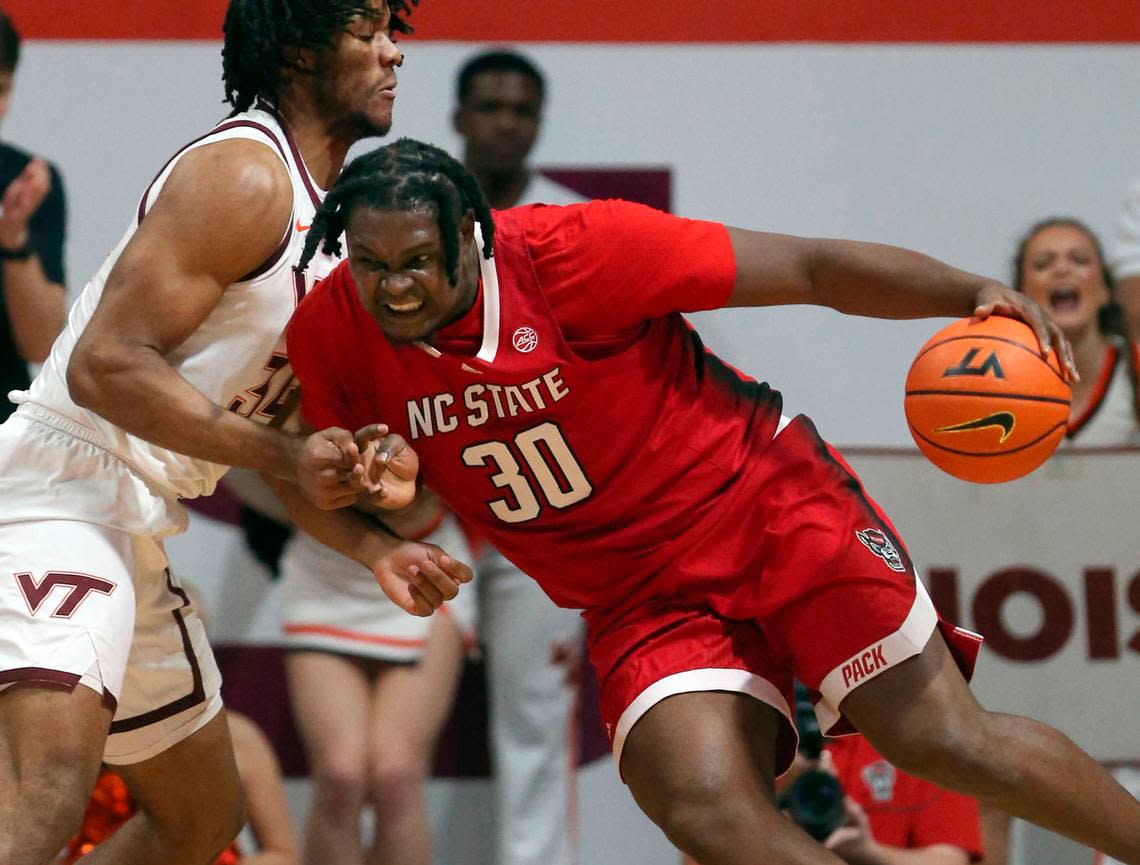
[{"x1": 0, "y1": 411, "x2": 222, "y2": 764}]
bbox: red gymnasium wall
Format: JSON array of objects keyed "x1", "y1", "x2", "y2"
[{"x1": 7, "y1": 0, "x2": 1140, "y2": 42}]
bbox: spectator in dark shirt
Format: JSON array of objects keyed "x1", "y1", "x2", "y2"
[{"x1": 0, "y1": 7, "x2": 66, "y2": 421}]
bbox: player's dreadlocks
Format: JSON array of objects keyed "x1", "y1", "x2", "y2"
[
  {"x1": 299, "y1": 138, "x2": 495, "y2": 285},
  {"x1": 222, "y1": 0, "x2": 418, "y2": 114}
]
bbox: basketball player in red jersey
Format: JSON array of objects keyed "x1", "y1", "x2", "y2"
[{"x1": 284, "y1": 139, "x2": 1139, "y2": 865}]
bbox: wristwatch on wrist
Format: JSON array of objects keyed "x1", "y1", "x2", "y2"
[{"x1": 0, "y1": 240, "x2": 35, "y2": 261}]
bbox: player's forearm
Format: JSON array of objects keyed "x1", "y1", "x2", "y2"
[
  {"x1": 66, "y1": 341, "x2": 299, "y2": 479},
  {"x1": 3, "y1": 259, "x2": 65, "y2": 362},
  {"x1": 263, "y1": 473, "x2": 404, "y2": 568},
  {"x1": 807, "y1": 239, "x2": 993, "y2": 320}
]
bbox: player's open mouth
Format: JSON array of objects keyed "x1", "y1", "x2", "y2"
[
  {"x1": 1048, "y1": 287, "x2": 1080, "y2": 312},
  {"x1": 385, "y1": 298, "x2": 423, "y2": 315}
]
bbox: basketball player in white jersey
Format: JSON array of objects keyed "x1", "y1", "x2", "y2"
[
  {"x1": 0, "y1": 4, "x2": 470, "y2": 865},
  {"x1": 452, "y1": 49, "x2": 588, "y2": 865}
]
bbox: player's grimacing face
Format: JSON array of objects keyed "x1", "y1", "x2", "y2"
[
  {"x1": 315, "y1": 2, "x2": 402, "y2": 138},
  {"x1": 346, "y1": 206, "x2": 475, "y2": 344},
  {"x1": 1019, "y1": 225, "x2": 1110, "y2": 335}
]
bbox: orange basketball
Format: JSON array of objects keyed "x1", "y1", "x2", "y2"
[{"x1": 904, "y1": 316, "x2": 1071, "y2": 483}]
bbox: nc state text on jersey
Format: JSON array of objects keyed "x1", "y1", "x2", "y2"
[{"x1": 407, "y1": 366, "x2": 570, "y2": 439}]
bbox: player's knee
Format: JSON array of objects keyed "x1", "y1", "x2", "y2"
[{"x1": 655, "y1": 783, "x2": 756, "y2": 854}]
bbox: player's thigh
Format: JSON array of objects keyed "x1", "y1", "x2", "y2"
[
  {"x1": 621, "y1": 690, "x2": 784, "y2": 827},
  {"x1": 838, "y1": 629, "x2": 985, "y2": 762},
  {"x1": 369, "y1": 613, "x2": 465, "y2": 764},
  {"x1": 113, "y1": 707, "x2": 243, "y2": 842}
]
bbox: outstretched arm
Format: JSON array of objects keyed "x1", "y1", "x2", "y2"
[{"x1": 724, "y1": 229, "x2": 1075, "y2": 378}]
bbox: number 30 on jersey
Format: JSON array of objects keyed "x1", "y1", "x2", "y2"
[{"x1": 462, "y1": 422, "x2": 592, "y2": 523}]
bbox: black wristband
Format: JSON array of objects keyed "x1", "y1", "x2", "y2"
[{"x1": 0, "y1": 241, "x2": 35, "y2": 261}]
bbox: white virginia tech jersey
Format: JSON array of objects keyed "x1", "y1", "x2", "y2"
[{"x1": 15, "y1": 106, "x2": 340, "y2": 499}]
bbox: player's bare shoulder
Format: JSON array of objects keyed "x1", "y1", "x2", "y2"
[{"x1": 137, "y1": 137, "x2": 294, "y2": 282}]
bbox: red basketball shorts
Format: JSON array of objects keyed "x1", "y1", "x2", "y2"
[{"x1": 587, "y1": 415, "x2": 982, "y2": 778}]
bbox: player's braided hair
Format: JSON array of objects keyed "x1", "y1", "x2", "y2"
[
  {"x1": 299, "y1": 138, "x2": 495, "y2": 285},
  {"x1": 221, "y1": 0, "x2": 417, "y2": 114}
]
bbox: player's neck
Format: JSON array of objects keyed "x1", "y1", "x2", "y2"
[{"x1": 275, "y1": 96, "x2": 355, "y2": 190}]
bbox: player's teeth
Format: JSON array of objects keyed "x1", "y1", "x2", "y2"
[{"x1": 387, "y1": 300, "x2": 422, "y2": 312}]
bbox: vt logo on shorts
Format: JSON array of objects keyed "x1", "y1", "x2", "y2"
[
  {"x1": 855, "y1": 528, "x2": 905, "y2": 572},
  {"x1": 15, "y1": 571, "x2": 117, "y2": 618}
]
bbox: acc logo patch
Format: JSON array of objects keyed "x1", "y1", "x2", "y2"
[
  {"x1": 512, "y1": 326, "x2": 539, "y2": 353},
  {"x1": 855, "y1": 528, "x2": 905, "y2": 572},
  {"x1": 861, "y1": 759, "x2": 897, "y2": 803}
]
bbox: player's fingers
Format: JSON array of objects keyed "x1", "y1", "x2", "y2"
[
  {"x1": 405, "y1": 584, "x2": 436, "y2": 617},
  {"x1": 417, "y1": 559, "x2": 460, "y2": 601},
  {"x1": 354, "y1": 424, "x2": 390, "y2": 455},
  {"x1": 407, "y1": 564, "x2": 446, "y2": 609},
  {"x1": 435, "y1": 551, "x2": 473, "y2": 584},
  {"x1": 1051, "y1": 326, "x2": 1080, "y2": 383}
]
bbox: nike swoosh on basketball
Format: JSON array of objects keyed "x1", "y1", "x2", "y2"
[
  {"x1": 936, "y1": 411, "x2": 1016, "y2": 443},
  {"x1": 295, "y1": 218, "x2": 311, "y2": 232}
]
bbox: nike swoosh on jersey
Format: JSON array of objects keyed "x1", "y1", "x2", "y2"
[
  {"x1": 936, "y1": 411, "x2": 1016, "y2": 443},
  {"x1": 295, "y1": 218, "x2": 312, "y2": 232}
]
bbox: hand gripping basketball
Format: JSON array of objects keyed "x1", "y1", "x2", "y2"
[{"x1": 904, "y1": 315, "x2": 1071, "y2": 483}]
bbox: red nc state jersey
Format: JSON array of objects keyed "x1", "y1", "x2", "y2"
[{"x1": 288, "y1": 201, "x2": 786, "y2": 634}]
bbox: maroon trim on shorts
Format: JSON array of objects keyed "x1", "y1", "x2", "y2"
[
  {"x1": 108, "y1": 572, "x2": 205, "y2": 735},
  {"x1": 0, "y1": 667, "x2": 119, "y2": 713}
]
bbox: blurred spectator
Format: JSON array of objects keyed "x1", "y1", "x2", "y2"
[
  {"x1": 819, "y1": 734, "x2": 984, "y2": 865},
  {"x1": 280, "y1": 489, "x2": 475, "y2": 865},
  {"x1": 0, "y1": 7, "x2": 66, "y2": 422},
  {"x1": 1014, "y1": 217, "x2": 1139, "y2": 444},
  {"x1": 452, "y1": 47, "x2": 588, "y2": 865},
  {"x1": 454, "y1": 48, "x2": 586, "y2": 209},
  {"x1": 220, "y1": 469, "x2": 476, "y2": 865},
  {"x1": 62, "y1": 711, "x2": 297, "y2": 865},
  {"x1": 1110, "y1": 179, "x2": 1140, "y2": 341}
]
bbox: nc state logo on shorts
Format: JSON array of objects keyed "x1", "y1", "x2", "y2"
[
  {"x1": 861, "y1": 759, "x2": 897, "y2": 802},
  {"x1": 855, "y1": 528, "x2": 905, "y2": 572},
  {"x1": 512, "y1": 326, "x2": 539, "y2": 353}
]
